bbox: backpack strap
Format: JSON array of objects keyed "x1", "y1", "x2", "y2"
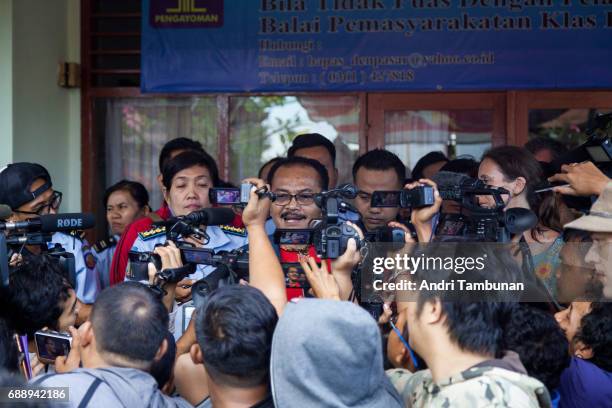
[{"x1": 78, "y1": 378, "x2": 102, "y2": 408}]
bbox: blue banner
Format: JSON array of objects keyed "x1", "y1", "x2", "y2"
[{"x1": 141, "y1": 0, "x2": 612, "y2": 93}]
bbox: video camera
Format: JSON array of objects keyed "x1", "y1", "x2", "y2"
[
  {"x1": 273, "y1": 185, "x2": 363, "y2": 260},
  {"x1": 431, "y1": 172, "x2": 537, "y2": 242},
  {"x1": 1, "y1": 213, "x2": 95, "y2": 287},
  {"x1": 209, "y1": 183, "x2": 274, "y2": 206},
  {"x1": 552, "y1": 112, "x2": 612, "y2": 172},
  {"x1": 370, "y1": 186, "x2": 435, "y2": 209}
]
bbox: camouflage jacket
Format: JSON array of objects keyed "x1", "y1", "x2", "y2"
[{"x1": 387, "y1": 366, "x2": 551, "y2": 408}]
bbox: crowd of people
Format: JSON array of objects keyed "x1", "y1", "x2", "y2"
[{"x1": 0, "y1": 133, "x2": 611, "y2": 407}]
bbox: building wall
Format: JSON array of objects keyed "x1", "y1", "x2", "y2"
[
  {"x1": 4, "y1": 0, "x2": 81, "y2": 212},
  {"x1": 0, "y1": 0, "x2": 13, "y2": 167}
]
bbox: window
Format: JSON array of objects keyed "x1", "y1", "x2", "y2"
[
  {"x1": 228, "y1": 96, "x2": 361, "y2": 185},
  {"x1": 97, "y1": 97, "x2": 218, "y2": 210}
]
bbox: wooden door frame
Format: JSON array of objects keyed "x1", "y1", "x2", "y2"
[
  {"x1": 509, "y1": 90, "x2": 612, "y2": 147},
  {"x1": 366, "y1": 92, "x2": 508, "y2": 150}
]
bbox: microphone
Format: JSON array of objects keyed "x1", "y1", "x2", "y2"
[
  {"x1": 40, "y1": 213, "x2": 95, "y2": 232},
  {"x1": 182, "y1": 208, "x2": 235, "y2": 226},
  {"x1": 0, "y1": 205, "x2": 12, "y2": 220},
  {"x1": 504, "y1": 208, "x2": 538, "y2": 235},
  {"x1": 0, "y1": 213, "x2": 95, "y2": 233},
  {"x1": 336, "y1": 183, "x2": 358, "y2": 199}
]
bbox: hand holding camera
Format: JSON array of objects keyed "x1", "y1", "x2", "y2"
[
  {"x1": 241, "y1": 178, "x2": 272, "y2": 228},
  {"x1": 406, "y1": 179, "x2": 442, "y2": 242},
  {"x1": 48, "y1": 326, "x2": 81, "y2": 373},
  {"x1": 147, "y1": 242, "x2": 193, "y2": 308},
  {"x1": 405, "y1": 179, "x2": 442, "y2": 225},
  {"x1": 331, "y1": 221, "x2": 363, "y2": 279}
]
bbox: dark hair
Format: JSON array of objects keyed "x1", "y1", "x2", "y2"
[
  {"x1": 288, "y1": 133, "x2": 336, "y2": 166},
  {"x1": 258, "y1": 157, "x2": 282, "y2": 179},
  {"x1": 91, "y1": 282, "x2": 169, "y2": 368},
  {"x1": 150, "y1": 331, "x2": 176, "y2": 389},
  {"x1": 161, "y1": 150, "x2": 220, "y2": 191},
  {"x1": 410, "y1": 243, "x2": 523, "y2": 357},
  {"x1": 481, "y1": 146, "x2": 561, "y2": 237},
  {"x1": 440, "y1": 158, "x2": 480, "y2": 178},
  {"x1": 103, "y1": 180, "x2": 150, "y2": 210},
  {"x1": 267, "y1": 156, "x2": 329, "y2": 191},
  {"x1": 411, "y1": 151, "x2": 448, "y2": 180},
  {"x1": 562, "y1": 228, "x2": 592, "y2": 243},
  {"x1": 6, "y1": 255, "x2": 72, "y2": 337},
  {"x1": 158, "y1": 137, "x2": 205, "y2": 173},
  {"x1": 0, "y1": 319, "x2": 18, "y2": 373},
  {"x1": 525, "y1": 137, "x2": 568, "y2": 162},
  {"x1": 575, "y1": 302, "x2": 612, "y2": 372},
  {"x1": 502, "y1": 305, "x2": 569, "y2": 391},
  {"x1": 352, "y1": 149, "x2": 406, "y2": 184},
  {"x1": 481, "y1": 146, "x2": 543, "y2": 210},
  {"x1": 196, "y1": 285, "x2": 278, "y2": 388}
]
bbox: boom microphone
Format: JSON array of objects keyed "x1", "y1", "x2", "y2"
[
  {"x1": 182, "y1": 208, "x2": 235, "y2": 226},
  {"x1": 40, "y1": 213, "x2": 95, "y2": 232},
  {"x1": 0, "y1": 213, "x2": 95, "y2": 233}
]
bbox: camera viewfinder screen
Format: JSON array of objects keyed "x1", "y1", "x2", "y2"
[
  {"x1": 214, "y1": 189, "x2": 240, "y2": 204},
  {"x1": 36, "y1": 334, "x2": 71, "y2": 361},
  {"x1": 182, "y1": 248, "x2": 214, "y2": 264},
  {"x1": 278, "y1": 231, "x2": 312, "y2": 245},
  {"x1": 371, "y1": 191, "x2": 400, "y2": 207}
]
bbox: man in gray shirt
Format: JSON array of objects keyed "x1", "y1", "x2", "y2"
[{"x1": 31, "y1": 282, "x2": 192, "y2": 407}]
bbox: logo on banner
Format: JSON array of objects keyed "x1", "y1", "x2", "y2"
[{"x1": 150, "y1": 0, "x2": 224, "y2": 28}]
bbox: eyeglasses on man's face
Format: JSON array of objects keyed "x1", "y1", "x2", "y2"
[
  {"x1": 14, "y1": 191, "x2": 63, "y2": 216},
  {"x1": 272, "y1": 192, "x2": 316, "y2": 206}
]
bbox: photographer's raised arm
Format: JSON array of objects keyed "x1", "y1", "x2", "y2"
[
  {"x1": 242, "y1": 178, "x2": 287, "y2": 315},
  {"x1": 405, "y1": 179, "x2": 442, "y2": 242},
  {"x1": 550, "y1": 161, "x2": 611, "y2": 197}
]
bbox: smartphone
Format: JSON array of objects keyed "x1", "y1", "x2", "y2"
[
  {"x1": 181, "y1": 247, "x2": 215, "y2": 265},
  {"x1": 15, "y1": 334, "x2": 31, "y2": 380},
  {"x1": 370, "y1": 191, "x2": 400, "y2": 207},
  {"x1": 35, "y1": 330, "x2": 72, "y2": 365},
  {"x1": 282, "y1": 263, "x2": 310, "y2": 290},
  {"x1": 274, "y1": 229, "x2": 313, "y2": 245}
]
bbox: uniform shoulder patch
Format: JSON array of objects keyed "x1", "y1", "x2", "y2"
[
  {"x1": 219, "y1": 224, "x2": 247, "y2": 237},
  {"x1": 138, "y1": 226, "x2": 166, "y2": 241},
  {"x1": 92, "y1": 236, "x2": 117, "y2": 254},
  {"x1": 69, "y1": 230, "x2": 86, "y2": 240}
]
